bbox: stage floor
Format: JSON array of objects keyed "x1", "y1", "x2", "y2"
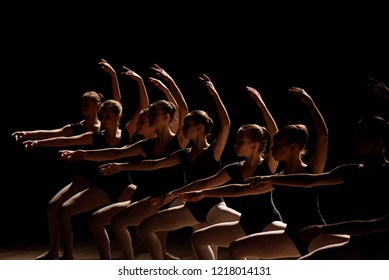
[{"x1": 0, "y1": 227, "x2": 229, "y2": 260}]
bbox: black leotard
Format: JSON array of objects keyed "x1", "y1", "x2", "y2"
[
  {"x1": 177, "y1": 141, "x2": 223, "y2": 222},
  {"x1": 273, "y1": 166, "x2": 326, "y2": 255},
  {"x1": 82, "y1": 129, "x2": 132, "y2": 203},
  {"x1": 224, "y1": 160, "x2": 282, "y2": 234},
  {"x1": 131, "y1": 135, "x2": 186, "y2": 203},
  {"x1": 335, "y1": 163, "x2": 389, "y2": 259}
]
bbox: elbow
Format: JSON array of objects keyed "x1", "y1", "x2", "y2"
[{"x1": 303, "y1": 176, "x2": 319, "y2": 188}]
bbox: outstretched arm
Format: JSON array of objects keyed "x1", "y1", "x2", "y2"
[
  {"x1": 59, "y1": 140, "x2": 145, "y2": 162},
  {"x1": 179, "y1": 182, "x2": 273, "y2": 202},
  {"x1": 300, "y1": 213, "x2": 389, "y2": 241},
  {"x1": 12, "y1": 124, "x2": 75, "y2": 142},
  {"x1": 247, "y1": 165, "x2": 346, "y2": 191},
  {"x1": 22, "y1": 132, "x2": 93, "y2": 151},
  {"x1": 289, "y1": 87, "x2": 328, "y2": 173},
  {"x1": 151, "y1": 167, "x2": 232, "y2": 207},
  {"x1": 98, "y1": 150, "x2": 181, "y2": 175},
  {"x1": 199, "y1": 74, "x2": 231, "y2": 161}
]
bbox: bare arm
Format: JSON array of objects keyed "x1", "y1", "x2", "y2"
[
  {"x1": 98, "y1": 151, "x2": 181, "y2": 175},
  {"x1": 289, "y1": 87, "x2": 329, "y2": 173},
  {"x1": 148, "y1": 77, "x2": 180, "y2": 133},
  {"x1": 247, "y1": 165, "x2": 346, "y2": 191},
  {"x1": 150, "y1": 63, "x2": 189, "y2": 148},
  {"x1": 59, "y1": 140, "x2": 145, "y2": 162},
  {"x1": 22, "y1": 132, "x2": 93, "y2": 151},
  {"x1": 300, "y1": 214, "x2": 389, "y2": 241},
  {"x1": 200, "y1": 74, "x2": 231, "y2": 161},
  {"x1": 121, "y1": 66, "x2": 150, "y2": 139},
  {"x1": 180, "y1": 182, "x2": 273, "y2": 203},
  {"x1": 99, "y1": 58, "x2": 121, "y2": 102},
  {"x1": 246, "y1": 86, "x2": 278, "y2": 173},
  {"x1": 12, "y1": 124, "x2": 75, "y2": 142},
  {"x1": 151, "y1": 167, "x2": 232, "y2": 207}
]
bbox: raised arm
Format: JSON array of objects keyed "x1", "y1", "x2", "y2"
[
  {"x1": 199, "y1": 74, "x2": 231, "y2": 161},
  {"x1": 246, "y1": 86, "x2": 278, "y2": 173},
  {"x1": 99, "y1": 58, "x2": 121, "y2": 102},
  {"x1": 148, "y1": 77, "x2": 180, "y2": 133},
  {"x1": 289, "y1": 87, "x2": 328, "y2": 173},
  {"x1": 121, "y1": 66, "x2": 150, "y2": 139},
  {"x1": 150, "y1": 63, "x2": 189, "y2": 148}
]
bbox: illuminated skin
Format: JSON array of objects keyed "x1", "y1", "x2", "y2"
[
  {"x1": 135, "y1": 74, "x2": 233, "y2": 260},
  {"x1": 29, "y1": 59, "x2": 151, "y2": 260},
  {"x1": 226, "y1": 87, "x2": 349, "y2": 260},
  {"x1": 151, "y1": 86, "x2": 283, "y2": 260},
  {"x1": 246, "y1": 116, "x2": 389, "y2": 260},
  {"x1": 60, "y1": 64, "x2": 190, "y2": 260}
]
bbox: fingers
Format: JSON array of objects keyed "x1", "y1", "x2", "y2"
[
  {"x1": 98, "y1": 163, "x2": 114, "y2": 175},
  {"x1": 150, "y1": 194, "x2": 166, "y2": 207}
]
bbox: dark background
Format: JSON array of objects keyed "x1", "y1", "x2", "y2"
[{"x1": 2, "y1": 3, "x2": 388, "y2": 249}]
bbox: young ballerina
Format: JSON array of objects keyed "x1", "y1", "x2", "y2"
[
  {"x1": 98, "y1": 73, "x2": 232, "y2": 260},
  {"x1": 210, "y1": 86, "x2": 351, "y2": 260},
  {"x1": 21, "y1": 59, "x2": 152, "y2": 260},
  {"x1": 151, "y1": 85, "x2": 283, "y2": 260},
  {"x1": 12, "y1": 59, "x2": 119, "y2": 260},
  {"x1": 11, "y1": 58, "x2": 119, "y2": 142},
  {"x1": 59, "y1": 64, "x2": 190, "y2": 259},
  {"x1": 182, "y1": 86, "x2": 350, "y2": 260},
  {"x1": 87, "y1": 71, "x2": 190, "y2": 260},
  {"x1": 11, "y1": 90, "x2": 104, "y2": 141},
  {"x1": 299, "y1": 213, "x2": 389, "y2": 259},
  {"x1": 22, "y1": 99, "x2": 135, "y2": 259},
  {"x1": 246, "y1": 115, "x2": 388, "y2": 260}
]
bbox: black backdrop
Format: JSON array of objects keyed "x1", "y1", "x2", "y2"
[{"x1": 2, "y1": 3, "x2": 388, "y2": 249}]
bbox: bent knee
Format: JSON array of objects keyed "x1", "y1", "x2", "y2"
[
  {"x1": 119, "y1": 184, "x2": 137, "y2": 202},
  {"x1": 192, "y1": 229, "x2": 209, "y2": 246},
  {"x1": 138, "y1": 219, "x2": 152, "y2": 234},
  {"x1": 57, "y1": 205, "x2": 72, "y2": 220},
  {"x1": 88, "y1": 213, "x2": 101, "y2": 229},
  {"x1": 229, "y1": 240, "x2": 240, "y2": 258}
]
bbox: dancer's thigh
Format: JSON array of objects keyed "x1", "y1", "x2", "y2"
[
  {"x1": 118, "y1": 184, "x2": 137, "y2": 202},
  {"x1": 262, "y1": 221, "x2": 287, "y2": 232},
  {"x1": 49, "y1": 176, "x2": 90, "y2": 205},
  {"x1": 193, "y1": 221, "x2": 245, "y2": 247},
  {"x1": 90, "y1": 200, "x2": 131, "y2": 226},
  {"x1": 61, "y1": 187, "x2": 109, "y2": 217},
  {"x1": 301, "y1": 242, "x2": 363, "y2": 260},
  {"x1": 232, "y1": 231, "x2": 300, "y2": 259},
  {"x1": 309, "y1": 233, "x2": 350, "y2": 252},
  {"x1": 112, "y1": 197, "x2": 158, "y2": 227},
  {"x1": 206, "y1": 202, "x2": 241, "y2": 224},
  {"x1": 142, "y1": 205, "x2": 198, "y2": 232}
]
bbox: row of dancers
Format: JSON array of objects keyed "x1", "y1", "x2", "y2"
[{"x1": 12, "y1": 59, "x2": 388, "y2": 260}]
